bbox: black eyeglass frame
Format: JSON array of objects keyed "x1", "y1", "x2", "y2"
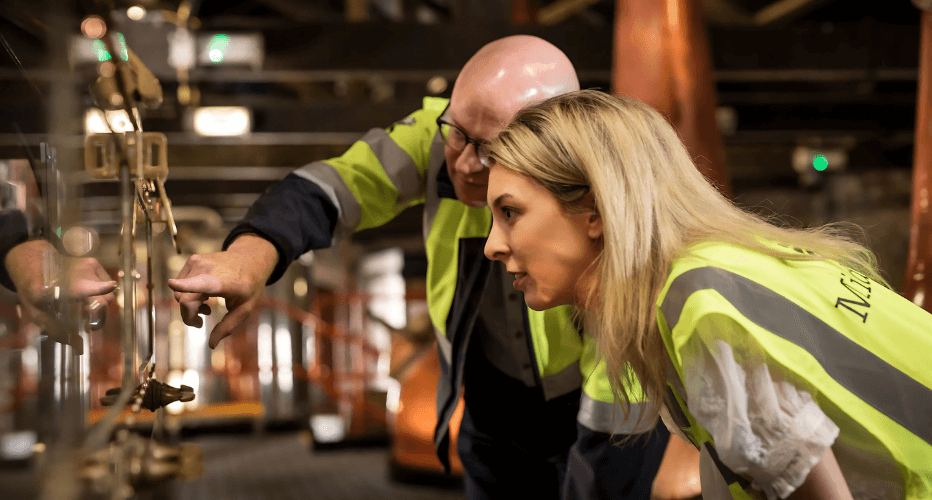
[{"x1": 436, "y1": 106, "x2": 492, "y2": 167}]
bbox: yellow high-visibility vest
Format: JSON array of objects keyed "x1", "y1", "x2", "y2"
[{"x1": 657, "y1": 240, "x2": 932, "y2": 499}]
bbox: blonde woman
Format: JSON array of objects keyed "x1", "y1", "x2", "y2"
[{"x1": 483, "y1": 89, "x2": 932, "y2": 500}]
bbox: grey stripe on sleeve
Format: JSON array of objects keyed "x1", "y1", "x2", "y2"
[
  {"x1": 293, "y1": 161, "x2": 362, "y2": 238},
  {"x1": 360, "y1": 128, "x2": 423, "y2": 205},
  {"x1": 577, "y1": 394, "x2": 654, "y2": 434}
]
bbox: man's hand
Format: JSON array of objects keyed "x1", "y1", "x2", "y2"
[
  {"x1": 5, "y1": 239, "x2": 117, "y2": 332},
  {"x1": 167, "y1": 234, "x2": 278, "y2": 349},
  {"x1": 67, "y1": 256, "x2": 118, "y2": 325}
]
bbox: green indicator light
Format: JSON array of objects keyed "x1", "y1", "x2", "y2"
[
  {"x1": 812, "y1": 154, "x2": 828, "y2": 172},
  {"x1": 207, "y1": 34, "x2": 230, "y2": 63},
  {"x1": 116, "y1": 33, "x2": 128, "y2": 61},
  {"x1": 93, "y1": 39, "x2": 111, "y2": 62},
  {"x1": 93, "y1": 33, "x2": 127, "y2": 62},
  {"x1": 56, "y1": 227, "x2": 62, "y2": 238}
]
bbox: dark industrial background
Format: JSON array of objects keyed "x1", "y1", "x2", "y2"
[{"x1": 0, "y1": 1, "x2": 928, "y2": 499}]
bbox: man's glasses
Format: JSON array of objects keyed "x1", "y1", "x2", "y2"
[{"x1": 436, "y1": 109, "x2": 491, "y2": 167}]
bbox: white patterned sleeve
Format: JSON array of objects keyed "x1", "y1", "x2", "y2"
[{"x1": 680, "y1": 336, "x2": 840, "y2": 500}]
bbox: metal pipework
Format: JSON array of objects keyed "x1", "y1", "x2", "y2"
[
  {"x1": 612, "y1": 0, "x2": 731, "y2": 197},
  {"x1": 81, "y1": 21, "x2": 185, "y2": 484},
  {"x1": 81, "y1": 433, "x2": 203, "y2": 495},
  {"x1": 100, "y1": 379, "x2": 195, "y2": 411},
  {"x1": 903, "y1": 8, "x2": 932, "y2": 310},
  {"x1": 83, "y1": 160, "x2": 138, "y2": 453}
]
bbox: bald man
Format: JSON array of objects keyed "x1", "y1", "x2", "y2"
[{"x1": 169, "y1": 36, "x2": 669, "y2": 499}]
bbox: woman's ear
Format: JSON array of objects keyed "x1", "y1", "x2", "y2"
[
  {"x1": 587, "y1": 210, "x2": 603, "y2": 240},
  {"x1": 579, "y1": 191, "x2": 602, "y2": 240}
]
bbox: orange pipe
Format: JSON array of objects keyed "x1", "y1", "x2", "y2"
[
  {"x1": 511, "y1": 0, "x2": 535, "y2": 24},
  {"x1": 612, "y1": 0, "x2": 731, "y2": 197},
  {"x1": 613, "y1": 2, "x2": 713, "y2": 497},
  {"x1": 903, "y1": 10, "x2": 932, "y2": 311}
]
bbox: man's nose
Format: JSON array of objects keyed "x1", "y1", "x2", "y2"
[
  {"x1": 484, "y1": 223, "x2": 508, "y2": 261},
  {"x1": 456, "y1": 144, "x2": 485, "y2": 175}
]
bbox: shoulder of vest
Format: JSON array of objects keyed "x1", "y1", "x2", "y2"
[
  {"x1": 421, "y1": 96, "x2": 450, "y2": 113},
  {"x1": 422, "y1": 96, "x2": 450, "y2": 114},
  {"x1": 666, "y1": 240, "x2": 816, "y2": 286}
]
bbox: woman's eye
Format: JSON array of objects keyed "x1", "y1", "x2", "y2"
[{"x1": 501, "y1": 207, "x2": 514, "y2": 219}]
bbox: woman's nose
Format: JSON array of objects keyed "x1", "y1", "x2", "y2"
[{"x1": 485, "y1": 223, "x2": 508, "y2": 261}]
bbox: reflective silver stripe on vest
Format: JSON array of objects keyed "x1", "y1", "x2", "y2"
[
  {"x1": 577, "y1": 394, "x2": 653, "y2": 434},
  {"x1": 293, "y1": 161, "x2": 361, "y2": 241},
  {"x1": 661, "y1": 266, "x2": 932, "y2": 447},
  {"x1": 542, "y1": 360, "x2": 583, "y2": 401},
  {"x1": 359, "y1": 128, "x2": 423, "y2": 206},
  {"x1": 435, "y1": 326, "x2": 453, "y2": 365}
]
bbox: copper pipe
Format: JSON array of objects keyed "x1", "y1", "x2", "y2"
[
  {"x1": 903, "y1": 10, "x2": 932, "y2": 311},
  {"x1": 612, "y1": 0, "x2": 731, "y2": 197},
  {"x1": 511, "y1": 0, "x2": 535, "y2": 24}
]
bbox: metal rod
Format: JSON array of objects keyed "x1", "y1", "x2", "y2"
[
  {"x1": 146, "y1": 217, "x2": 155, "y2": 368},
  {"x1": 123, "y1": 161, "x2": 137, "y2": 383},
  {"x1": 83, "y1": 161, "x2": 137, "y2": 452}
]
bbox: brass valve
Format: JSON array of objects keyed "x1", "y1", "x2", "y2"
[{"x1": 100, "y1": 379, "x2": 194, "y2": 412}]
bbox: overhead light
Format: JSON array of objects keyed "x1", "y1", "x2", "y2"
[
  {"x1": 293, "y1": 277, "x2": 308, "y2": 297},
  {"x1": 426, "y1": 76, "x2": 448, "y2": 95},
  {"x1": 192, "y1": 106, "x2": 251, "y2": 137},
  {"x1": 715, "y1": 106, "x2": 738, "y2": 136},
  {"x1": 168, "y1": 27, "x2": 196, "y2": 71},
  {"x1": 310, "y1": 414, "x2": 345, "y2": 443},
  {"x1": 1, "y1": 431, "x2": 37, "y2": 461},
  {"x1": 207, "y1": 34, "x2": 229, "y2": 63},
  {"x1": 85, "y1": 108, "x2": 133, "y2": 135},
  {"x1": 80, "y1": 16, "x2": 107, "y2": 39},
  {"x1": 197, "y1": 33, "x2": 264, "y2": 69},
  {"x1": 126, "y1": 6, "x2": 146, "y2": 21}
]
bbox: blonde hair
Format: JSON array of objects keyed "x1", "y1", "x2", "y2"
[{"x1": 489, "y1": 89, "x2": 887, "y2": 432}]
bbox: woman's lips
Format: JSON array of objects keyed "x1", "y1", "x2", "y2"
[{"x1": 512, "y1": 273, "x2": 528, "y2": 290}]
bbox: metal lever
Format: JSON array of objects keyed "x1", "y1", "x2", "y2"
[
  {"x1": 89, "y1": 47, "x2": 163, "y2": 111},
  {"x1": 100, "y1": 380, "x2": 194, "y2": 412}
]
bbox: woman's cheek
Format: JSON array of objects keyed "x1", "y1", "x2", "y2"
[{"x1": 529, "y1": 279, "x2": 553, "y2": 308}]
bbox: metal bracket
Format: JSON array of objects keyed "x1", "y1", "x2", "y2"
[{"x1": 84, "y1": 132, "x2": 168, "y2": 180}]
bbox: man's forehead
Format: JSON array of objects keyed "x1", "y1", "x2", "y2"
[{"x1": 450, "y1": 92, "x2": 518, "y2": 138}]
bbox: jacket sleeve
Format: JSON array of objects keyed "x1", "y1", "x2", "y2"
[
  {"x1": 223, "y1": 175, "x2": 339, "y2": 284},
  {"x1": 223, "y1": 101, "x2": 444, "y2": 284},
  {"x1": 563, "y1": 335, "x2": 669, "y2": 499},
  {"x1": 563, "y1": 422, "x2": 670, "y2": 500}
]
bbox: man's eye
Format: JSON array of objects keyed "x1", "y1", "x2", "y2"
[{"x1": 501, "y1": 207, "x2": 514, "y2": 219}]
